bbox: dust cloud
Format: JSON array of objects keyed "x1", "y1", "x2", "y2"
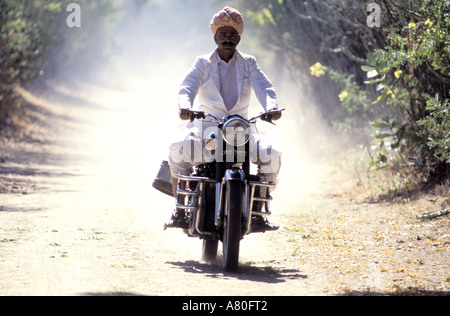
[{"x1": 64, "y1": 0, "x2": 330, "y2": 220}]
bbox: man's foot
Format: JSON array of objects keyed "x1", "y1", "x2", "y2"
[
  {"x1": 164, "y1": 209, "x2": 188, "y2": 230},
  {"x1": 251, "y1": 216, "x2": 279, "y2": 233}
]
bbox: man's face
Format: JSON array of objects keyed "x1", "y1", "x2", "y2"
[{"x1": 214, "y1": 26, "x2": 241, "y2": 53}]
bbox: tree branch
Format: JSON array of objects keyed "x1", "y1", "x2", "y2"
[
  {"x1": 331, "y1": 36, "x2": 367, "y2": 64},
  {"x1": 385, "y1": 0, "x2": 426, "y2": 21},
  {"x1": 285, "y1": 0, "x2": 328, "y2": 24},
  {"x1": 425, "y1": 61, "x2": 450, "y2": 85}
]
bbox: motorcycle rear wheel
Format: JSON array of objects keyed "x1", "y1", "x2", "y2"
[{"x1": 222, "y1": 180, "x2": 243, "y2": 272}]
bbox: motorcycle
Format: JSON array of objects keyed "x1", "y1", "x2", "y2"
[{"x1": 154, "y1": 108, "x2": 284, "y2": 272}]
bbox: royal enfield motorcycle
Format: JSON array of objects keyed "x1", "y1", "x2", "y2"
[{"x1": 154, "y1": 108, "x2": 284, "y2": 272}]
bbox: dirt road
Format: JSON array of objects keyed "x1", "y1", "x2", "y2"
[{"x1": 0, "y1": 81, "x2": 448, "y2": 296}]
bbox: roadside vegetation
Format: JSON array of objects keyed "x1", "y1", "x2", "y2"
[
  {"x1": 0, "y1": 0, "x2": 121, "y2": 127},
  {"x1": 235, "y1": 0, "x2": 449, "y2": 199}
]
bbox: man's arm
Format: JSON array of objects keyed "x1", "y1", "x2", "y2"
[
  {"x1": 178, "y1": 57, "x2": 205, "y2": 110},
  {"x1": 248, "y1": 57, "x2": 278, "y2": 111}
]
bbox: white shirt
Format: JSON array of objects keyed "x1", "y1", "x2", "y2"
[{"x1": 218, "y1": 53, "x2": 238, "y2": 111}]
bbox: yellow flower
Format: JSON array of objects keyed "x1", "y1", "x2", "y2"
[
  {"x1": 387, "y1": 88, "x2": 396, "y2": 99},
  {"x1": 425, "y1": 19, "x2": 433, "y2": 27},
  {"x1": 310, "y1": 62, "x2": 327, "y2": 77},
  {"x1": 338, "y1": 91, "x2": 348, "y2": 102},
  {"x1": 394, "y1": 70, "x2": 403, "y2": 78},
  {"x1": 408, "y1": 22, "x2": 416, "y2": 28}
]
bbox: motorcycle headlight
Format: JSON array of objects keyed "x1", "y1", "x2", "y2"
[{"x1": 222, "y1": 117, "x2": 250, "y2": 147}]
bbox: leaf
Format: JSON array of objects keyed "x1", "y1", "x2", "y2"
[
  {"x1": 373, "y1": 90, "x2": 389, "y2": 104},
  {"x1": 361, "y1": 65, "x2": 375, "y2": 72},
  {"x1": 367, "y1": 70, "x2": 379, "y2": 78},
  {"x1": 371, "y1": 120, "x2": 389, "y2": 129},
  {"x1": 375, "y1": 133, "x2": 392, "y2": 139},
  {"x1": 366, "y1": 52, "x2": 377, "y2": 67},
  {"x1": 364, "y1": 76, "x2": 385, "y2": 85}
]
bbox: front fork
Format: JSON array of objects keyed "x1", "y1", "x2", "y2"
[{"x1": 214, "y1": 168, "x2": 275, "y2": 236}]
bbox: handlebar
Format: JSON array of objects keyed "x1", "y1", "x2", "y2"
[
  {"x1": 179, "y1": 108, "x2": 285, "y2": 124},
  {"x1": 249, "y1": 108, "x2": 285, "y2": 125}
]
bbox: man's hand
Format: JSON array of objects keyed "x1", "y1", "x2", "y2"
[
  {"x1": 270, "y1": 110, "x2": 282, "y2": 121},
  {"x1": 261, "y1": 108, "x2": 283, "y2": 123},
  {"x1": 179, "y1": 108, "x2": 193, "y2": 121}
]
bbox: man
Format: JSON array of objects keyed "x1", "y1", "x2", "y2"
[{"x1": 166, "y1": 6, "x2": 282, "y2": 230}]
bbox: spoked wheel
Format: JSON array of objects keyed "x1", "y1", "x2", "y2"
[
  {"x1": 202, "y1": 239, "x2": 219, "y2": 262},
  {"x1": 222, "y1": 180, "x2": 243, "y2": 272}
]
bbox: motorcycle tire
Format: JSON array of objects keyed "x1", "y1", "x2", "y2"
[
  {"x1": 222, "y1": 180, "x2": 243, "y2": 272},
  {"x1": 202, "y1": 239, "x2": 218, "y2": 262}
]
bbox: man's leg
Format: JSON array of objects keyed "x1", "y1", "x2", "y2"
[
  {"x1": 164, "y1": 176, "x2": 188, "y2": 229},
  {"x1": 250, "y1": 135, "x2": 282, "y2": 232},
  {"x1": 172, "y1": 176, "x2": 187, "y2": 204},
  {"x1": 165, "y1": 131, "x2": 202, "y2": 229},
  {"x1": 172, "y1": 177, "x2": 178, "y2": 198},
  {"x1": 164, "y1": 137, "x2": 193, "y2": 229}
]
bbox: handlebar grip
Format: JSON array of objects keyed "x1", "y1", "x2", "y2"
[
  {"x1": 261, "y1": 108, "x2": 284, "y2": 124},
  {"x1": 179, "y1": 109, "x2": 205, "y2": 121},
  {"x1": 191, "y1": 111, "x2": 206, "y2": 120}
]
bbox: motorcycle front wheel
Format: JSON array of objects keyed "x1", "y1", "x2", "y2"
[{"x1": 222, "y1": 180, "x2": 243, "y2": 272}]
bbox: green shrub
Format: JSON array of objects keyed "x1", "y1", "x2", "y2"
[
  {"x1": 0, "y1": 0, "x2": 68, "y2": 120},
  {"x1": 238, "y1": 0, "x2": 449, "y2": 185}
]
